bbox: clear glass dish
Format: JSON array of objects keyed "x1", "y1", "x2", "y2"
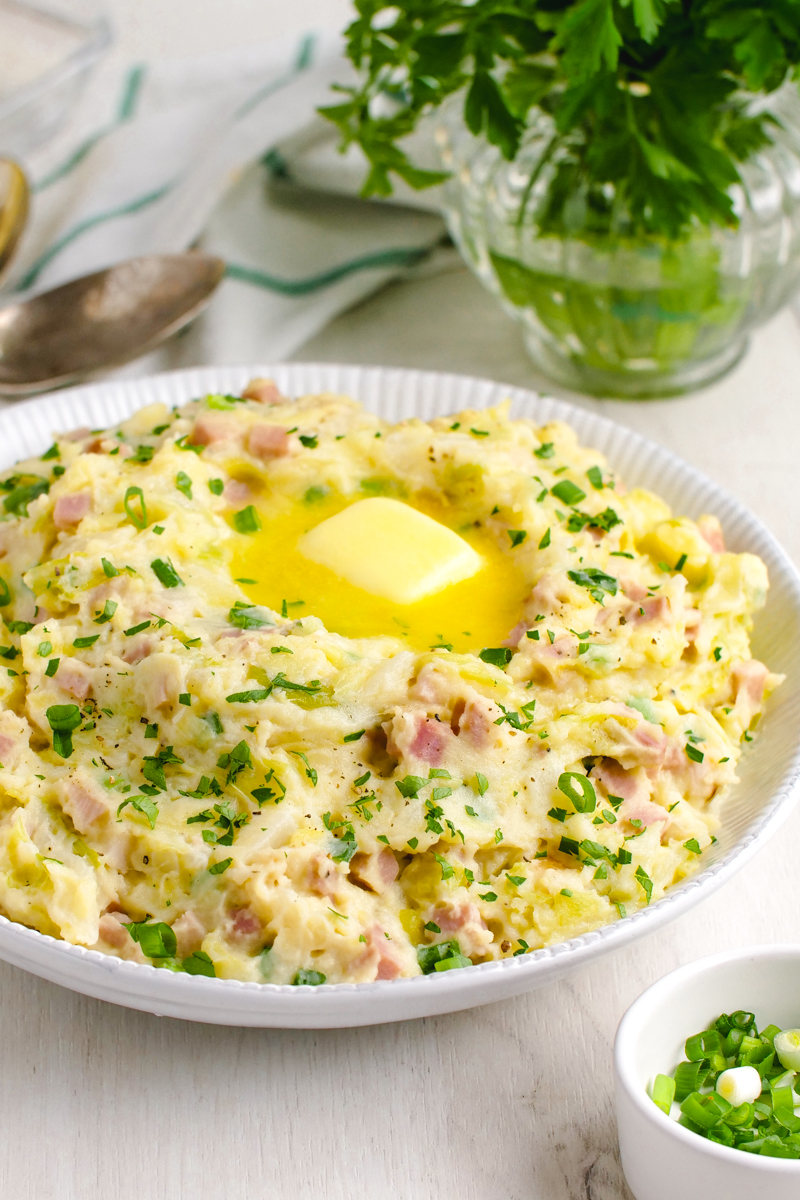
[
  {"x1": 436, "y1": 86, "x2": 800, "y2": 399},
  {"x1": 0, "y1": 0, "x2": 111, "y2": 158}
]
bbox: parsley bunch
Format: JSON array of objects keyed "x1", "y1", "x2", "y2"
[{"x1": 322, "y1": 0, "x2": 800, "y2": 238}]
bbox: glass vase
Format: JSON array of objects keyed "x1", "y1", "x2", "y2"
[{"x1": 435, "y1": 86, "x2": 800, "y2": 398}]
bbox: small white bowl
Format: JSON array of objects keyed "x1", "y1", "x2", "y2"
[{"x1": 614, "y1": 946, "x2": 800, "y2": 1200}]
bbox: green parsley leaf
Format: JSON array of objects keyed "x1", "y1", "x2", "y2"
[
  {"x1": 183, "y1": 950, "x2": 216, "y2": 977},
  {"x1": 538, "y1": 528, "x2": 551, "y2": 549},
  {"x1": 102, "y1": 558, "x2": 119, "y2": 578},
  {"x1": 233, "y1": 505, "x2": 261, "y2": 534},
  {"x1": 151, "y1": 558, "x2": 184, "y2": 588},
  {"x1": 123, "y1": 486, "x2": 147, "y2": 530},
  {"x1": 587, "y1": 465, "x2": 604, "y2": 489},
  {"x1": 299, "y1": 434, "x2": 318, "y2": 449},
  {"x1": 479, "y1": 646, "x2": 512, "y2": 668},
  {"x1": 73, "y1": 635, "x2": 100, "y2": 648},
  {"x1": 534, "y1": 442, "x2": 555, "y2": 459},
  {"x1": 685, "y1": 743, "x2": 705, "y2": 763},
  {"x1": 475, "y1": 772, "x2": 488, "y2": 796},
  {"x1": 94, "y1": 599, "x2": 117, "y2": 624},
  {"x1": 175, "y1": 471, "x2": 193, "y2": 499},
  {"x1": 551, "y1": 480, "x2": 586, "y2": 505},
  {"x1": 293, "y1": 969, "x2": 326, "y2": 986},
  {"x1": 209, "y1": 479, "x2": 224, "y2": 495},
  {"x1": 209, "y1": 857, "x2": 233, "y2": 875},
  {"x1": 37, "y1": 640, "x2": 52, "y2": 657},
  {"x1": 343, "y1": 729, "x2": 365, "y2": 743},
  {"x1": 45, "y1": 658, "x2": 59, "y2": 677},
  {"x1": 508, "y1": 529, "x2": 527, "y2": 548}
]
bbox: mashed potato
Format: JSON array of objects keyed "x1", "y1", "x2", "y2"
[{"x1": 0, "y1": 380, "x2": 778, "y2": 984}]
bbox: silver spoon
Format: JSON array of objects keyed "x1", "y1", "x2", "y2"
[
  {"x1": 0, "y1": 252, "x2": 226, "y2": 396},
  {"x1": 0, "y1": 158, "x2": 29, "y2": 285}
]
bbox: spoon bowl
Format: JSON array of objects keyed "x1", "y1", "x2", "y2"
[
  {"x1": 0, "y1": 253, "x2": 225, "y2": 394},
  {"x1": 0, "y1": 158, "x2": 29, "y2": 283}
]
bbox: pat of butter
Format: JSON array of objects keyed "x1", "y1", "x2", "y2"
[{"x1": 297, "y1": 498, "x2": 483, "y2": 605}]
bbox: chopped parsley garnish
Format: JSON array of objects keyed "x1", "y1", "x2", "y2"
[
  {"x1": 228, "y1": 601, "x2": 270, "y2": 630},
  {"x1": 417, "y1": 939, "x2": 462, "y2": 974},
  {"x1": 470, "y1": 428, "x2": 489, "y2": 437},
  {"x1": 494, "y1": 701, "x2": 536, "y2": 731},
  {"x1": 686, "y1": 743, "x2": 705, "y2": 763},
  {"x1": 73, "y1": 635, "x2": 100, "y2": 648},
  {"x1": 475, "y1": 772, "x2": 488, "y2": 796},
  {"x1": 183, "y1": 951, "x2": 216, "y2": 977},
  {"x1": 538, "y1": 528, "x2": 551, "y2": 549},
  {"x1": 233, "y1": 505, "x2": 261, "y2": 534},
  {"x1": 41, "y1": 444, "x2": 60, "y2": 461},
  {"x1": 37, "y1": 640, "x2": 52, "y2": 657},
  {"x1": 479, "y1": 646, "x2": 512, "y2": 668},
  {"x1": 508, "y1": 529, "x2": 527, "y2": 547},
  {"x1": 299, "y1": 434, "x2": 318, "y2": 449},
  {"x1": 684, "y1": 838, "x2": 702, "y2": 855},
  {"x1": 208, "y1": 478, "x2": 224, "y2": 495},
  {"x1": 567, "y1": 567, "x2": 618, "y2": 603},
  {"x1": 292, "y1": 969, "x2": 325, "y2": 986},
  {"x1": 558, "y1": 771, "x2": 597, "y2": 813},
  {"x1": 713, "y1": 647, "x2": 722, "y2": 661},
  {"x1": 433, "y1": 852, "x2": 454, "y2": 880},
  {"x1": 179, "y1": 693, "x2": 191, "y2": 706},
  {"x1": 547, "y1": 807, "x2": 567, "y2": 822},
  {"x1": 123, "y1": 486, "x2": 147, "y2": 529},
  {"x1": 46, "y1": 703, "x2": 82, "y2": 758},
  {"x1": 3, "y1": 477, "x2": 49, "y2": 518},
  {"x1": 45, "y1": 658, "x2": 59, "y2": 677},
  {"x1": 343, "y1": 729, "x2": 365, "y2": 743},
  {"x1": 395, "y1": 775, "x2": 426, "y2": 798},
  {"x1": 208, "y1": 857, "x2": 233, "y2": 875},
  {"x1": 587, "y1": 465, "x2": 604, "y2": 490},
  {"x1": 175, "y1": 471, "x2": 193, "y2": 499},
  {"x1": 101, "y1": 558, "x2": 119, "y2": 578},
  {"x1": 94, "y1": 599, "x2": 117, "y2": 624},
  {"x1": 479, "y1": 891, "x2": 497, "y2": 902},
  {"x1": 551, "y1": 479, "x2": 586, "y2": 506},
  {"x1": 534, "y1": 442, "x2": 554, "y2": 459},
  {"x1": 151, "y1": 558, "x2": 184, "y2": 588},
  {"x1": 635, "y1": 865, "x2": 653, "y2": 904},
  {"x1": 117, "y1": 796, "x2": 159, "y2": 829},
  {"x1": 124, "y1": 920, "x2": 176, "y2": 959},
  {"x1": 124, "y1": 620, "x2": 151, "y2": 637},
  {"x1": 566, "y1": 507, "x2": 621, "y2": 534}
]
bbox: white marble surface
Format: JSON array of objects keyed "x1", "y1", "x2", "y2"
[{"x1": 4, "y1": 4, "x2": 800, "y2": 1199}]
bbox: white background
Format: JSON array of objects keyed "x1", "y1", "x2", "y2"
[{"x1": 4, "y1": 2, "x2": 800, "y2": 1198}]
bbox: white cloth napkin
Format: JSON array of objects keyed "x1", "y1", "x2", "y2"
[{"x1": 5, "y1": 30, "x2": 450, "y2": 373}]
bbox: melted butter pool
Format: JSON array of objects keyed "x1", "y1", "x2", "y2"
[{"x1": 231, "y1": 492, "x2": 528, "y2": 653}]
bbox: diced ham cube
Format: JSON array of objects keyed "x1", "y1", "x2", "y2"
[
  {"x1": 307, "y1": 852, "x2": 338, "y2": 897},
  {"x1": 98, "y1": 912, "x2": 130, "y2": 949},
  {"x1": 247, "y1": 424, "x2": 290, "y2": 461},
  {"x1": 222, "y1": 479, "x2": 251, "y2": 507},
  {"x1": 698, "y1": 514, "x2": 725, "y2": 553},
  {"x1": 59, "y1": 779, "x2": 107, "y2": 832},
  {"x1": 191, "y1": 413, "x2": 241, "y2": 447},
  {"x1": 242, "y1": 378, "x2": 287, "y2": 405},
  {"x1": 387, "y1": 712, "x2": 452, "y2": 766},
  {"x1": 53, "y1": 491, "x2": 91, "y2": 530},
  {"x1": 732, "y1": 659, "x2": 769, "y2": 725},
  {"x1": 349, "y1": 847, "x2": 399, "y2": 894},
  {"x1": 172, "y1": 910, "x2": 206, "y2": 957},
  {"x1": 55, "y1": 659, "x2": 93, "y2": 700},
  {"x1": 426, "y1": 900, "x2": 491, "y2": 957}
]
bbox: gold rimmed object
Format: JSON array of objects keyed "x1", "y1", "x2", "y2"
[{"x1": 0, "y1": 158, "x2": 29, "y2": 284}]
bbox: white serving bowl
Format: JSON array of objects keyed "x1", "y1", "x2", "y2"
[
  {"x1": 0, "y1": 363, "x2": 798, "y2": 1027},
  {"x1": 615, "y1": 945, "x2": 800, "y2": 1200}
]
